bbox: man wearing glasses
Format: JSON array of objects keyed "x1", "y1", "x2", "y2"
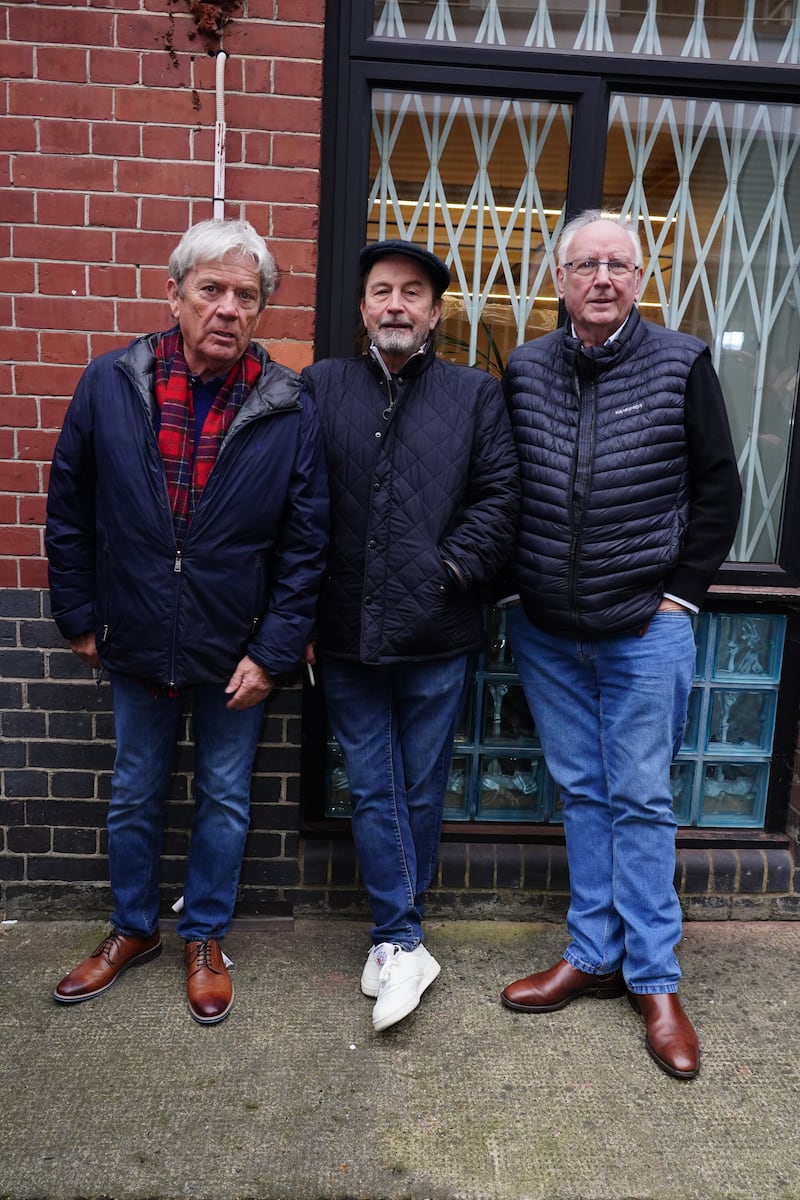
[{"x1": 499, "y1": 209, "x2": 741, "y2": 1079}]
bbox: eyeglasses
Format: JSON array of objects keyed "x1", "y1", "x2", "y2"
[{"x1": 563, "y1": 259, "x2": 641, "y2": 278}]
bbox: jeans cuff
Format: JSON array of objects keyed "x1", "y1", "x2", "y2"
[
  {"x1": 564, "y1": 950, "x2": 621, "y2": 976},
  {"x1": 626, "y1": 984, "x2": 680, "y2": 995}
]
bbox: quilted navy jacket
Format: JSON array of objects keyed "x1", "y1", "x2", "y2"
[
  {"x1": 46, "y1": 331, "x2": 329, "y2": 688},
  {"x1": 303, "y1": 343, "x2": 519, "y2": 664}
]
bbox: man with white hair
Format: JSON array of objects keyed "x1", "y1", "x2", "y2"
[
  {"x1": 46, "y1": 219, "x2": 329, "y2": 1023},
  {"x1": 500, "y1": 209, "x2": 741, "y2": 1079}
]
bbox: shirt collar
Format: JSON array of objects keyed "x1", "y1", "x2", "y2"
[{"x1": 570, "y1": 311, "x2": 633, "y2": 346}]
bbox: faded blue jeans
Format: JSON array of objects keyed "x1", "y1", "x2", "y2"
[
  {"x1": 107, "y1": 672, "x2": 265, "y2": 942},
  {"x1": 507, "y1": 606, "x2": 695, "y2": 993},
  {"x1": 320, "y1": 653, "x2": 471, "y2": 949}
]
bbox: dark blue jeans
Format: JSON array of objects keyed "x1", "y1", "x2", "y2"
[
  {"x1": 107, "y1": 672, "x2": 265, "y2": 942},
  {"x1": 321, "y1": 654, "x2": 471, "y2": 949}
]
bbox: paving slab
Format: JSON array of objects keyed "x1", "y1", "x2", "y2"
[{"x1": 1, "y1": 917, "x2": 798, "y2": 1200}]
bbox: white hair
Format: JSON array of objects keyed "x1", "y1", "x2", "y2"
[
  {"x1": 168, "y1": 219, "x2": 277, "y2": 310},
  {"x1": 557, "y1": 208, "x2": 643, "y2": 267}
]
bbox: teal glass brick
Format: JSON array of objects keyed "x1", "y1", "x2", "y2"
[
  {"x1": 707, "y1": 688, "x2": 777, "y2": 755},
  {"x1": 475, "y1": 752, "x2": 548, "y2": 821},
  {"x1": 698, "y1": 761, "x2": 768, "y2": 827},
  {"x1": 680, "y1": 688, "x2": 702, "y2": 752},
  {"x1": 481, "y1": 680, "x2": 538, "y2": 745},
  {"x1": 711, "y1": 614, "x2": 786, "y2": 682},
  {"x1": 444, "y1": 755, "x2": 471, "y2": 819},
  {"x1": 691, "y1": 611, "x2": 710, "y2": 678},
  {"x1": 670, "y1": 761, "x2": 696, "y2": 824}
]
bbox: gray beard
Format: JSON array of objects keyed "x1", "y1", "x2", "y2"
[{"x1": 371, "y1": 326, "x2": 427, "y2": 358}]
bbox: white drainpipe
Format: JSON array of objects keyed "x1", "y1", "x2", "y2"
[{"x1": 213, "y1": 50, "x2": 227, "y2": 220}]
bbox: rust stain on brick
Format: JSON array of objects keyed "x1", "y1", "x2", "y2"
[
  {"x1": 163, "y1": 11, "x2": 179, "y2": 69},
  {"x1": 162, "y1": 0, "x2": 242, "y2": 58},
  {"x1": 186, "y1": 0, "x2": 242, "y2": 40}
]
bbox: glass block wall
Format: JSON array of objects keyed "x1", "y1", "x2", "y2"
[{"x1": 325, "y1": 611, "x2": 786, "y2": 828}]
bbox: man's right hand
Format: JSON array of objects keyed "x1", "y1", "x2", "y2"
[{"x1": 70, "y1": 632, "x2": 101, "y2": 669}]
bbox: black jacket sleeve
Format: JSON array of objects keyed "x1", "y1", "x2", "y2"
[{"x1": 662, "y1": 349, "x2": 742, "y2": 607}]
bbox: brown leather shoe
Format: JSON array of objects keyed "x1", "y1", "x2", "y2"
[
  {"x1": 501, "y1": 958, "x2": 625, "y2": 1013},
  {"x1": 184, "y1": 939, "x2": 234, "y2": 1025},
  {"x1": 54, "y1": 929, "x2": 162, "y2": 1003},
  {"x1": 628, "y1": 992, "x2": 700, "y2": 1079}
]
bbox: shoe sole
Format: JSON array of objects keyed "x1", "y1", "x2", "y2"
[
  {"x1": 372, "y1": 959, "x2": 441, "y2": 1032},
  {"x1": 501, "y1": 980, "x2": 626, "y2": 1013},
  {"x1": 187, "y1": 983, "x2": 235, "y2": 1025},
  {"x1": 53, "y1": 940, "x2": 163, "y2": 1004}
]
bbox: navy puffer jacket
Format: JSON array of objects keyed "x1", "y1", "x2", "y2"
[
  {"x1": 504, "y1": 309, "x2": 706, "y2": 637},
  {"x1": 46, "y1": 331, "x2": 329, "y2": 687},
  {"x1": 303, "y1": 342, "x2": 520, "y2": 664}
]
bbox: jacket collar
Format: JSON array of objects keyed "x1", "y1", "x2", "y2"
[
  {"x1": 365, "y1": 336, "x2": 437, "y2": 383},
  {"x1": 117, "y1": 328, "x2": 298, "y2": 421},
  {"x1": 562, "y1": 306, "x2": 644, "y2": 373}
]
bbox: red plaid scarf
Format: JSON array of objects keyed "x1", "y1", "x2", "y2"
[{"x1": 153, "y1": 328, "x2": 261, "y2": 544}]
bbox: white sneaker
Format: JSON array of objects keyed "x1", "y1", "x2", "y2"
[
  {"x1": 371, "y1": 943, "x2": 441, "y2": 1032},
  {"x1": 360, "y1": 945, "x2": 382, "y2": 998}
]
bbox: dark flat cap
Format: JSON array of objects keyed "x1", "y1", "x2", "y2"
[{"x1": 359, "y1": 239, "x2": 451, "y2": 294}]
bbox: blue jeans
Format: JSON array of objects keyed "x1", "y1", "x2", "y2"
[
  {"x1": 320, "y1": 653, "x2": 471, "y2": 949},
  {"x1": 506, "y1": 606, "x2": 695, "y2": 993},
  {"x1": 107, "y1": 673, "x2": 265, "y2": 942}
]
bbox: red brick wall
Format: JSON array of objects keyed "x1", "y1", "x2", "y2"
[{"x1": 1, "y1": 0, "x2": 325, "y2": 590}]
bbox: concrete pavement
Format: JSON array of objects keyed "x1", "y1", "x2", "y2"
[{"x1": 1, "y1": 916, "x2": 799, "y2": 1200}]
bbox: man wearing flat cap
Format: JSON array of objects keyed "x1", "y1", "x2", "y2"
[{"x1": 303, "y1": 240, "x2": 519, "y2": 1032}]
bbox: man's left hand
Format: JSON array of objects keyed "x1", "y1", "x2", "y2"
[{"x1": 225, "y1": 655, "x2": 275, "y2": 710}]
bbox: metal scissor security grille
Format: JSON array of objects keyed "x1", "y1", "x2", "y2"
[
  {"x1": 368, "y1": 92, "x2": 571, "y2": 368},
  {"x1": 373, "y1": 0, "x2": 800, "y2": 64},
  {"x1": 607, "y1": 94, "x2": 800, "y2": 563},
  {"x1": 368, "y1": 84, "x2": 800, "y2": 566}
]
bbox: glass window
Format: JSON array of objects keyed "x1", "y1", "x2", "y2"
[
  {"x1": 367, "y1": 88, "x2": 800, "y2": 567},
  {"x1": 367, "y1": 90, "x2": 571, "y2": 372},
  {"x1": 373, "y1": 0, "x2": 800, "y2": 65},
  {"x1": 605, "y1": 95, "x2": 800, "y2": 564}
]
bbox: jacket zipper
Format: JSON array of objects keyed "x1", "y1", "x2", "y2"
[
  {"x1": 568, "y1": 360, "x2": 596, "y2": 625},
  {"x1": 169, "y1": 549, "x2": 183, "y2": 686},
  {"x1": 382, "y1": 375, "x2": 398, "y2": 421},
  {"x1": 115, "y1": 348, "x2": 301, "y2": 687}
]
